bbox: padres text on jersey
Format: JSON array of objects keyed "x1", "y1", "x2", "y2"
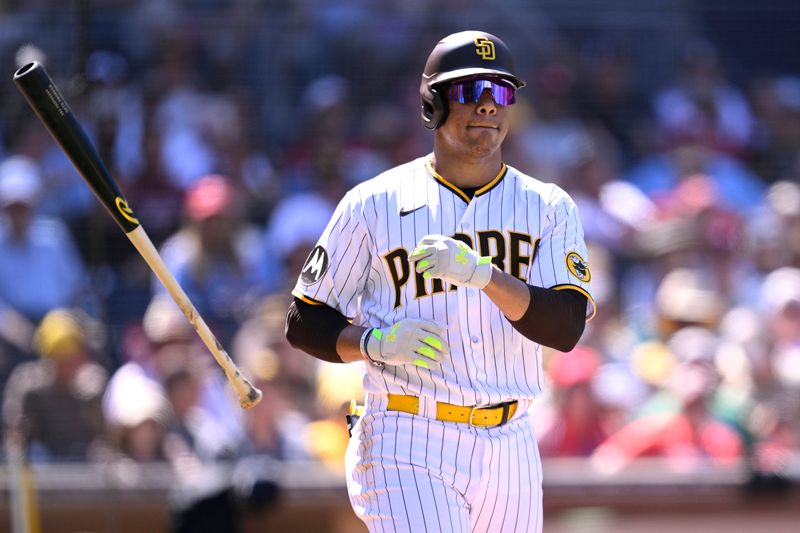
[{"x1": 293, "y1": 155, "x2": 595, "y2": 406}]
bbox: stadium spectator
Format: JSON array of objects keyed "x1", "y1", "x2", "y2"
[
  {"x1": 232, "y1": 294, "x2": 316, "y2": 458},
  {"x1": 105, "y1": 377, "x2": 170, "y2": 463},
  {"x1": 537, "y1": 347, "x2": 611, "y2": 457},
  {"x1": 157, "y1": 174, "x2": 266, "y2": 345},
  {"x1": 0, "y1": 155, "x2": 88, "y2": 332},
  {"x1": 104, "y1": 293, "x2": 245, "y2": 452},
  {"x1": 591, "y1": 331, "x2": 744, "y2": 474},
  {"x1": 652, "y1": 38, "x2": 755, "y2": 156},
  {"x1": 2, "y1": 308, "x2": 108, "y2": 462}
]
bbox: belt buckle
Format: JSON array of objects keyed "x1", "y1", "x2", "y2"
[
  {"x1": 468, "y1": 403, "x2": 498, "y2": 427},
  {"x1": 468, "y1": 404, "x2": 483, "y2": 427},
  {"x1": 469, "y1": 401, "x2": 515, "y2": 427}
]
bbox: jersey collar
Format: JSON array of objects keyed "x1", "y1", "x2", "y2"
[{"x1": 425, "y1": 158, "x2": 507, "y2": 203}]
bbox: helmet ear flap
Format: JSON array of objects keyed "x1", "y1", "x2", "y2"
[{"x1": 421, "y1": 85, "x2": 448, "y2": 130}]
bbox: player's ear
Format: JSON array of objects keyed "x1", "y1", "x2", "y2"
[{"x1": 421, "y1": 86, "x2": 448, "y2": 130}]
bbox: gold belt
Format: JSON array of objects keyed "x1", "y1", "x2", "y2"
[{"x1": 386, "y1": 394, "x2": 519, "y2": 427}]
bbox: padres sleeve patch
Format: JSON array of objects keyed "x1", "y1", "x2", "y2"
[
  {"x1": 566, "y1": 252, "x2": 591, "y2": 282},
  {"x1": 301, "y1": 245, "x2": 329, "y2": 285}
]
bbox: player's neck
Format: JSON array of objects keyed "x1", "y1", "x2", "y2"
[{"x1": 429, "y1": 151, "x2": 504, "y2": 189}]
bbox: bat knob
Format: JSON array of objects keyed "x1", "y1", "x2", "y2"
[
  {"x1": 240, "y1": 386, "x2": 264, "y2": 409},
  {"x1": 14, "y1": 61, "x2": 45, "y2": 81}
]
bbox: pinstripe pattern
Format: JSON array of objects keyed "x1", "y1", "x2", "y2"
[
  {"x1": 292, "y1": 156, "x2": 594, "y2": 402},
  {"x1": 293, "y1": 155, "x2": 590, "y2": 532},
  {"x1": 346, "y1": 396, "x2": 542, "y2": 533}
]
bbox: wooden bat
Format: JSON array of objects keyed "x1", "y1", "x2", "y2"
[{"x1": 13, "y1": 61, "x2": 262, "y2": 408}]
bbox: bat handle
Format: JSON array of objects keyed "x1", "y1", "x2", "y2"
[{"x1": 126, "y1": 227, "x2": 263, "y2": 408}]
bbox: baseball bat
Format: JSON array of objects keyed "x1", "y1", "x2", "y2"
[{"x1": 13, "y1": 61, "x2": 262, "y2": 409}]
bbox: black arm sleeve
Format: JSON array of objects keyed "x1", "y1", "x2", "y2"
[
  {"x1": 285, "y1": 298, "x2": 350, "y2": 363},
  {"x1": 507, "y1": 286, "x2": 588, "y2": 352}
]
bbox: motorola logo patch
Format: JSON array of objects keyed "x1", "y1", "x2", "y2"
[{"x1": 301, "y1": 245, "x2": 329, "y2": 285}]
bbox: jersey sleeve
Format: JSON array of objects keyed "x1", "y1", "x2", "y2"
[
  {"x1": 530, "y1": 191, "x2": 596, "y2": 319},
  {"x1": 291, "y1": 188, "x2": 372, "y2": 319}
]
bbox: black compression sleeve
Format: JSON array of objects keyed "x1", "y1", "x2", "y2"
[
  {"x1": 285, "y1": 298, "x2": 350, "y2": 363},
  {"x1": 508, "y1": 286, "x2": 588, "y2": 352}
]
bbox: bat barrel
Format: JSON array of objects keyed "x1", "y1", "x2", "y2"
[{"x1": 13, "y1": 61, "x2": 140, "y2": 233}]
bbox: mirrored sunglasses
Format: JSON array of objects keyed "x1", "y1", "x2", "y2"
[{"x1": 448, "y1": 78, "x2": 516, "y2": 106}]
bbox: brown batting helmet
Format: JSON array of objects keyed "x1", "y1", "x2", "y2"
[{"x1": 420, "y1": 30, "x2": 526, "y2": 130}]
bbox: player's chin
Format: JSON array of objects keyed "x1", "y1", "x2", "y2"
[{"x1": 464, "y1": 134, "x2": 504, "y2": 156}]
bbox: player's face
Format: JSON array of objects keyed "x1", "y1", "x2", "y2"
[{"x1": 438, "y1": 77, "x2": 513, "y2": 158}]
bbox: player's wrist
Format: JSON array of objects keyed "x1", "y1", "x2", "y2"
[
  {"x1": 361, "y1": 327, "x2": 385, "y2": 368},
  {"x1": 468, "y1": 256, "x2": 493, "y2": 289}
]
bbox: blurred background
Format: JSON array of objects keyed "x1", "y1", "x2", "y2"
[{"x1": 0, "y1": 1, "x2": 799, "y2": 532}]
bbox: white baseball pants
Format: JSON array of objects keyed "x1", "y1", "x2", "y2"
[{"x1": 345, "y1": 394, "x2": 542, "y2": 533}]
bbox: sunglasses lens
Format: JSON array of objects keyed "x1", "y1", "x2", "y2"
[
  {"x1": 491, "y1": 82, "x2": 515, "y2": 105},
  {"x1": 448, "y1": 79, "x2": 516, "y2": 105}
]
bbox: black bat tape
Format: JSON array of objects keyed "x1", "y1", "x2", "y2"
[{"x1": 13, "y1": 62, "x2": 139, "y2": 233}]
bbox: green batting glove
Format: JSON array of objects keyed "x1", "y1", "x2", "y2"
[
  {"x1": 365, "y1": 318, "x2": 448, "y2": 369},
  {"x1": 411, "y1": 234, "x2": 493, "y2": 289}
]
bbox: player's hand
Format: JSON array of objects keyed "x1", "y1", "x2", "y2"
[
  {"x1": 410, "y1": 234, "x2": 493, "y2": 289},
  {"x1": 365, "y1": 318, "x2": 448, "y2": 369}
]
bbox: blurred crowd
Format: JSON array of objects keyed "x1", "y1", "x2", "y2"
[{"x1": 0, "y1": 1, "x2": 799, "y2": 527}]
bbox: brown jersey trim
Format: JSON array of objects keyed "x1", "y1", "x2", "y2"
[
  {"x1": 292, "y1": 289, "x2": 356, "y2": 322},
  {"x1": 425, "y1": 159, "x2": 507, "y2": 203},
  {"x1": 475, "y1": 165, "x2": 508, "y2": 196},
  {"x1": 291, "y1": 289, "x2": 324, "y2": 305},
  {"x1": 552, "y1": 284, "x2": 597, "y2": 321}
]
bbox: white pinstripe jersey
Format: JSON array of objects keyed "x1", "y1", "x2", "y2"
[{"x1": 293, "y1": 155, "x2": 595, "y2": 406}]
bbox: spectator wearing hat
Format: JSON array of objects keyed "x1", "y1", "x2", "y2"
[
  {"x1": 104, "y1": 292, "x2": 245, "y2": 452},
  {"x1": 737, "y1": 267, "x2": 800, "y2": 480},
  {"x1": 157, "y1": 174, "x2": 266, "y2": 346},
  {"x1": 0, "y1": 155, "x2": 89, "y2": 389},
  {"x1": 590, "y1": 350, "x2": 743, "y2": 475},
  {"x1": 262, "y1": 191, "x2": 335, "y2": 293},
  {"x1": 2, "y1": 308, "x2": 108, "y2": 462},
  {"x1": 0, "y1": 156, "x2": 88, "y2": 319},
  {"x1": 231, "y1": 294, "x2": 316, "y2": 459},
  {"x1": 536, "y1": 346, "x2": 612, "y2": 457},
  {"x1": 105, "y1": 378, "x2": 170, "y2": 463}
]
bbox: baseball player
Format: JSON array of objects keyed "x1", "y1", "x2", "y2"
[{"x1": 286, "y1": 30, "x2": 595, "y2": 533}]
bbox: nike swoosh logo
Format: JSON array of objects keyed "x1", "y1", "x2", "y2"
[{"x1": 400, "y1": 205, "x2": 426, "y2": 217}]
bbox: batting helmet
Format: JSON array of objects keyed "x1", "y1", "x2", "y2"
[{"x1": 420, "y1": 30, "x2": 526, "y2": 130}]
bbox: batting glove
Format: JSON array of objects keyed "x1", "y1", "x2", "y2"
[
  {"x1": 363, "y1": 318, "x2": 448, "y2": 369},
  {"x1": 410, "y1": 234, "x2": 493, "y2": 289}
]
